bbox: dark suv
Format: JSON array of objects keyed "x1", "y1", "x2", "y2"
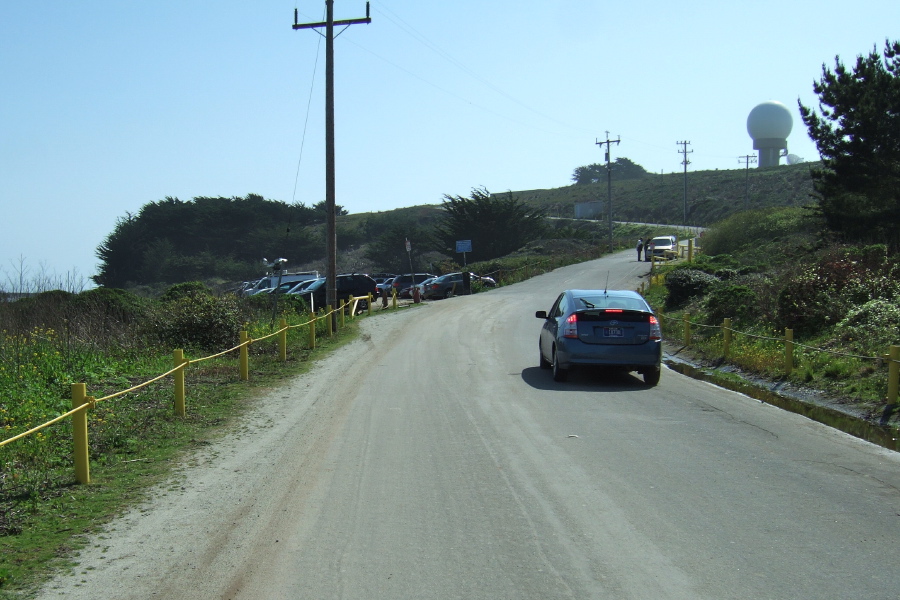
[{"x1": 295, "y1": 273, "x2": 378, "y2": 311}]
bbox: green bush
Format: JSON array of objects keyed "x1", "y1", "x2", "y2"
[
  {"x1": 834, "y1": 297, "x2": 900, "y2": 353},
  {"x1": 161, "y1": 281, "x2": 213, "y2": 302},
  {"x1": 704, "y1": 284, "x2": 757, "y2": 326},
  {"x1": 151, "y1": 293, "x2": 244, "y2": 351},
  {"x1": 664, "y1": 268, "x2": 719, "y2": 308}
]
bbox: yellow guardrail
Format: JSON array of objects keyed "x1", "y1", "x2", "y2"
[
  {"x1": 636, "y1": 271, "x2": 900, "y2": 407},
  {"x1": 0, "y1": 292, "x2": 393, "y2": 483}
]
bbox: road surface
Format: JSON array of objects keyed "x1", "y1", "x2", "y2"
[{"x1": 37, "y1": 250, "x2": 900, "y2": 599}]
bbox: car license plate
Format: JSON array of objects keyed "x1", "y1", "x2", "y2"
[{"x1": 603, "y1": 327, "x2": 624, "y2": 337}]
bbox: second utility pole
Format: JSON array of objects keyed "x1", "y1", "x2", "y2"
[
  {"x1": 676, "y1": 140, "x2": 693, "y2": 226},
  {"x1": 596, "y1": 132, "x2": 620, "y2": 254},
  {"x1": 293, "y1": 2, "x2": 371, "y2": 326}
]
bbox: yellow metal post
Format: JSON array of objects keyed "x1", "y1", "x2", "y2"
[
  {"x1": 887, "y1": 345, "x2": 900, "y2": 403},
  {"x1": 683, "y1": 313, "x2": 691, "y2": 346},
  {"x1": 392, "y1": 289, "x2": 397, "y2": 309},
  {"x1": 279, "y1": 318, "x2": 288, "y2": 362},
  {"x1": 240, "y1": 331, "x2": 249, "y2": 381},
  {"x1": 688, "y1": 239, "x2": 694, "y2": 262},
  {"x1": 723, "y1": 318, "x2": 732, "y2": 359},
  {"x1": 340, "y1": 301, "x2": 346, "y2": 328},
  {"x1": 309, "y1": 312, "x2": 316, "y2": 349},
  {"x1": 785, "y1": 328, "x2": 794, "y2": 376},
  {"x1": 349, "y1": 295, "x2": 355, "y2": 319},
  {"x1": 173, "y1": 349, "x2": 186, "y2": 417},
  {"x1": 367, "y1": 293, "x2": 373, "y2": 315},
  {"x1": 327, "y1": 306, "x2": 333, "y2": 337},
  {"x1": 71, "y1": 383, "x2": 90, "y2": 484}
]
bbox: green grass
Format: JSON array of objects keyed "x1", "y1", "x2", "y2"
[{"x1": 0, "y1": 313, "x2": 363, "y2": 598}]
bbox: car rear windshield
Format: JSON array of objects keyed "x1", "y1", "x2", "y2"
[{"x1": 574, "y1": 296, "x2": 648, "y2": 311}]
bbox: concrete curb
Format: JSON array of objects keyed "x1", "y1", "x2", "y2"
[{"x1": 662, "y1": 346, "x2": 899, "y2": 453}]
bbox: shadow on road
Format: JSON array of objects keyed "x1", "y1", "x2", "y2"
[{"x1": 521, "y1": 366, "x2": 652, "y2": 392}]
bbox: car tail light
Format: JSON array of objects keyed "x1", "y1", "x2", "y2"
[
  {"x1": 649, "y1": 315, "x2": 661, "y2": 341},
  {"x1": 563, "y1": 313, "x2": 578, "y2": 338}
]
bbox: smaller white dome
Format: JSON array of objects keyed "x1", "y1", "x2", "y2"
[{"x1": 747, "y1": 101, "x2": 793, "y2": 140}]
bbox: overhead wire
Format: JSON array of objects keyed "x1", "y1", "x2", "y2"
[{"x1": 286, "y1": 5, "x2": 326, "y2": 245}]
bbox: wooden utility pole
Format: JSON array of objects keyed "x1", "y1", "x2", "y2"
[
  {"x1": 596, "y1": 132, "x2": 620, "y2": 253},
  {"x1": 293, "y1": 2, "x2": 371, "y2": 325},
  {"x1": 676, "y1": 140, "x2": 693, "y2": 225},
  {"x1": 738, "y1": 154, "x2": 757, "y2": 210}
]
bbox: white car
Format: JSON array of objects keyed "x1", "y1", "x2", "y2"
[{"x1": 646, "y1": 236, "x2": 677, "y2": 260}]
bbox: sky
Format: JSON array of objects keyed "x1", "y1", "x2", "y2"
[{"x1": 2, "y1": 0, "x2": 898, "y2": 288}]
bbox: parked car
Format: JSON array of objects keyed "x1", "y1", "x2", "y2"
[
  {"x1": 292, "y1": 273, "x2": 378, "y2": 311},
  {"x1": 412, "y1": 277, "x2": 438, "y2": 299},
  {"x1": 421, "y1": 272, "x2": 496, "y2": 299},
  {"x1": 240, "y1": 271, "x2": 320, "y2": 296},
  {"x1": 391, "y1": 273, "x2": 436, "y2": 298},
  {"x1": 535, "y1": 289, "x2": 662, "y2": 385},
  {"x1": 286, "y1": 277, "x2": 324, "y2": 295},
  {"x1": 646, "y1": 235, "x2": 678, "y2": 261},
  {"x1": 375, "y1": 277, "x2": 395, "y2": 296}
]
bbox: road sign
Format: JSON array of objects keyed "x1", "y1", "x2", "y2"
[{"x1": 456, "y1": 240, "x2": 472, "y2": 253}]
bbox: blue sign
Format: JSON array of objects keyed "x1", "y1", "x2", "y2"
[{"x1": 456, "y1": 240, "x2": 472, "y2": 253}]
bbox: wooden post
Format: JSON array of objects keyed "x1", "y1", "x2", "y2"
[
  {"x1": 71, "y1": 383, "x2": 90, "y2": 484},
  {"x1": 887, "y1": 345, "x2": 900, "y2": 403},
  {"x1": 688, "y1": 238, "x2": 694, "y2": 262},
  {"x1": 327, "y1": 306, "x2": 334, "y2": 337},
  {"x1": 723, "y1": 318, "x2": 732, "y2": 359},
  {"x1": 683, "y1": 313, "x2": 691, "y2": 346},
  {"x1": 309, "y1": 312, "x2": 316, "y2": 349},
  {"x1": 279, "y1": 318, "x2": 288, "y2": 362},
  {"x1": 784, "y1": 328, "x2": 794, "y2": 376},
  {"x1": 240, "y1": 331, "x2": 249, "y2": 381},
  {"x1": 173, "y1": 349, "x2": 186, "y2": 417}
]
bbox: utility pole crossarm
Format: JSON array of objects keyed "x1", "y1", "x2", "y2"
[{"x1": 293, "y1": 17, "x2": 371, "y2": 29}]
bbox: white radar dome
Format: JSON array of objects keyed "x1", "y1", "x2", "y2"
[
  {"x1": 747, "y1": 101, "x2": 793, "y2": 140},
  {"x1": 747, "y1": 101, "x2": 793, "y2": 167}
]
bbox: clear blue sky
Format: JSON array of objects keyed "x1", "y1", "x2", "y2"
[{"x1": 2, "y1": 1, "x2": 897, "y2": 287}]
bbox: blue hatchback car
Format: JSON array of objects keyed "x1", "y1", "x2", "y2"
[{"x1": 535, "y1": 289, "x2": 662, "y2": 385}]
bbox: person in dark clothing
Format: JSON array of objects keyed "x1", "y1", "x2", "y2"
[{"x1": 636, "y1": 238, "x2": 644, "y2": 261}]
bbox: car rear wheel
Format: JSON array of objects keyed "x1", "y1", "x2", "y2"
[
  {"x1": 539, "y1": 347, "x2": 551, "y2": 369},
  {"x1": 551, "y1": 348, "x2": 568, "y2": 382},
  {"x1": 642, "y1": 368, "x2": 661, "y2": 386},
  {"x1": 444, "y1": 289, "x2": 453, "y2": 299}
]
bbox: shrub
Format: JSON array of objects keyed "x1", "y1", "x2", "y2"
[
  {"x1": 664, "y1": 268, "x2": 719, "y2": 308},
  {"x1": 161, "y1": 281, "x2": 213, "y2": 302},
  {"x1": 704, "y1": 284, "x2": 757, "y2": 326},
  {"x1": 150, "y1": 293, "x2": 243, "y2": 352},
  {"x1": 834, "y1": 298, "x2": 900, "y2": 353}
]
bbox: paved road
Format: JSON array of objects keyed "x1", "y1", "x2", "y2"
[{"x1": 38, "y1": 251, "x2": 900, "y2": 599}]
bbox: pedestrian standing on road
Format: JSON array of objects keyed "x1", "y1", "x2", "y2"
[{"x1": 636, "y1": 238, "x2": 644, "y2": 261}]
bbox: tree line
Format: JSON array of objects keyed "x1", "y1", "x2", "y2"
[{"x1": 93, "y1": 190, "x2": 549, "y2": 289}]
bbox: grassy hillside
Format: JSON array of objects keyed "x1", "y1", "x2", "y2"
[{"x1": 510, "y1": 162, "x2": 817, "y2": 227}]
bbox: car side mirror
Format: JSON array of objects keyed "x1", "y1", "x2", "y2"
[{"x1": 535, "y1": 310, "x2": 548, "y2": 319}]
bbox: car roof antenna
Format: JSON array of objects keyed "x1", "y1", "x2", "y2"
[{"x1": 604, "y1": 271, "x2": 610, "y2": 295}]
